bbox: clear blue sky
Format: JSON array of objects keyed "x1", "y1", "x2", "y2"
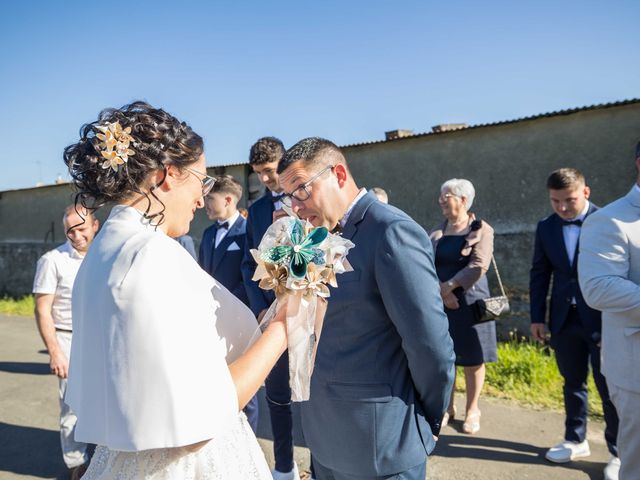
[{"x1": 1, "y1": 0, "x2": 638, "y2": 191}]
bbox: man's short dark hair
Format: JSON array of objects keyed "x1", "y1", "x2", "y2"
[
  {"x1": 277, "y1": 137, "x2": 344, "y2": 174},
  {"x1": 635, "y1": 141, "x2": 640, "y2": 160},
  {"x1": 248, "y1": 137, "x2": 285, "y2": 166},
  {"x1": 210, "y1": 175, "x2": 243, "y2": 200},
  {"x1": 546, "y1": 168, "x2": 586, "y2": 190}
]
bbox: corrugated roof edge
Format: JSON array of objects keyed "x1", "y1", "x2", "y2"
[
  {"x1": 340, "y1": 98, "x2": 640, "y2": 149},
  {"x1": 207, "y1": 162, "x2": 248, "y2": 168}
]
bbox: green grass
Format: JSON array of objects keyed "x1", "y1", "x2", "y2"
[
  {"x1": 455, "y1": 338, "x2": 603, "y2": 418},
  {"x1": 0, "y1": 295, "x2": 35, "y2": 317}
]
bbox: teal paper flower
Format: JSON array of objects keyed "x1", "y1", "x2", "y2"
[{"x1": 262, "y1": 219, "x2": 328, "y2": 280}]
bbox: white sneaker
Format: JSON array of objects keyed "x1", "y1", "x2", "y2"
[
  {"x1": 545, "y1": 439, "x2": 590, "y2": 463},
  {"x1": 271, "y1": 462, "x2": 300, "y2": 480},
  {"x1": 603, "y1": 455, "x2": 620, "y2": 480}
]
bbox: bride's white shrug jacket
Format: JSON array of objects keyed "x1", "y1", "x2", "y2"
[{"x1": 66, "y1": 205, "x2": 258, "y2": 452}]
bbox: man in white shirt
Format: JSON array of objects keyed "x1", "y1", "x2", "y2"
[
  {"x1": 33, "y1": 205, "x2": 98, "y2": 479},
  {"x1": 530, "y1": 168, "x2": 619, "y2": 479}
]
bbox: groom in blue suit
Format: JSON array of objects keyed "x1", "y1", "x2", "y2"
[
  {"x1": 198, "y1": 175, "x2": 257, "y2": 430},
  {"x1": 277, "y1": 137, "x2": 455, "y2": 480},
  {"x1": 530, "y1": 168, "x2": 618, "y2": 475}
]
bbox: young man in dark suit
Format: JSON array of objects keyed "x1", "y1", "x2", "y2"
[
  {"x1": 198, "y1": 175, "x2": 257, "y2": 430},
  {"x1": 241, "y1": 137, "x2": 303, "y2": 480},
  {"x1": 530, "y1": 168, "x2": 618, "y2": 478}
]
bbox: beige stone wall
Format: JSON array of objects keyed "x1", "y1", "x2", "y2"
[
  {"x1": 0, "y1": 165, "x2": 252, "y2": 297},
  {"x1": 344, "y1": 102, "x2": 640, "y2": 286},
  {"x1": 1, "y1": 102, "x2": 639, "y2": 338},
  {"x1": 0, "y1": 165, "x2": 251, "y2": 244}
]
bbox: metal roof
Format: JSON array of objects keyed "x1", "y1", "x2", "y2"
[{"x1": 341, "y1": 98, "x2": 640, "y2": 149}]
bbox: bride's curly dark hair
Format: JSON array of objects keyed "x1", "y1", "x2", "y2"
[{"x1": 63, "y1": 101, "x2": 204, "y2": 218}]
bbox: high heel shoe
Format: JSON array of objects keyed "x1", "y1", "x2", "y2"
[
  {"x1": 442, "y1": 405, "x2": 457, "y2": 428},
  {"x1": 462, "y1": 410, "x2": 481, "y2": 434}
]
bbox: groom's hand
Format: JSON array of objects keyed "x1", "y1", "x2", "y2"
[{"x1": 442, "y1": 292, "x2": 459, "y2": 310}]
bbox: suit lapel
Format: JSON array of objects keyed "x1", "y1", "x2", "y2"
[
  {"x1": 626, "y1": 185, "x2": 640, "y2": 210},
  {"x1": 206, "y1": 226, "x2": 218, "y2": 273},
  {"x1": 571, "y1": 203, "x2": 599, "y2": 271},
  {"x1": 553, "y1": 215, "x2": 572, "y2": 270},
  {"x1": 341, "y1": 192, "x2": 377, "y2": 241},
  {"x1": 212, "y1": 216, "x2": 242, "y2": 273}
]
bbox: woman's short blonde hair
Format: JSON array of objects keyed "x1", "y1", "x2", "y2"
[{"x1": 441, "y1": 178, "x2": 475, "y2": 210}]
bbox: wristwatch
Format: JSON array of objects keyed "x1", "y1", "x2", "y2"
[{"x1": 447, "y1": 280, "x2": 455, "y2": 289}]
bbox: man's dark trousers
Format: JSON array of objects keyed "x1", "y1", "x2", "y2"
[{"x1": 552, "y1": 307, "x2": 618, "y2": 455}]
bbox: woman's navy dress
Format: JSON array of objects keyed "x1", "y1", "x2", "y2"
[{"x1": 435, "y1": 235, "x2": 497, "y2": 366}]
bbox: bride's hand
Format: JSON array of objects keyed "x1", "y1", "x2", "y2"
[
  {"x1": 261, "y1": 301, "x2": 288, "y2": 352},
  {"x1": 268, "y1": 302, "x2": 288, "y2": 331}
]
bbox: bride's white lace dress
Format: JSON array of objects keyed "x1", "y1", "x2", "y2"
[{"x1": 83, "y1": 413, "x2": 270, "y2": 480}]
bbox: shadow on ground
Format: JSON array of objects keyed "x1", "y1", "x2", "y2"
[
  {"x1": 0, "y1": 361, "x2": 50, "y2": 375},
  {"x1": 0, "y1": 422, "x2": 67, "y2": 479},
  {"x1": 434, "y1": 418, "x2": 607, "y2": 480}
]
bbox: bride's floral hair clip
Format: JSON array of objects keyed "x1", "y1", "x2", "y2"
[{"x1": 95, "y1": 121, "x2": 136, "y2": 172}]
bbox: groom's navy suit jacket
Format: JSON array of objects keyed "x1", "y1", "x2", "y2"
[
  {"x1": 530, "y1": 203, "x2": 601, "y2": 340},
  {"x1": 198, "y1": 215, "x2": 249, "y2": 306},
  {"x1": 300, "y1": 192, "x2": 455, "y2": 477},
  {"x1": 241, "y1": 193, "x2": 276, "y2": 316}
]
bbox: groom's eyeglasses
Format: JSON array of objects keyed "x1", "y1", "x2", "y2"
[
  {"x1": 184, "y1": 167, "x2": 217, "y2": 197},
  {"x1": 281, "y1": 165, "x2": 334, "y2": 207}
]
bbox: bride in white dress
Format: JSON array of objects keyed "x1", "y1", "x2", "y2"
[{"x1": 63, "y1": 102, "x2": 287, "y2": 479}]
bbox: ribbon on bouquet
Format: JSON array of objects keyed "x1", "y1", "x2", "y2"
[
  {"x1": 256, "y1": 292, "x2": 327, "y2": 401},
  {"x1": 250, "y1": 216, "x2": 354, "y2": 402}
]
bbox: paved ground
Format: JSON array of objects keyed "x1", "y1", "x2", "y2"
[{"x1": 0, "y1": 314, "x2": 611, "y2": 480}]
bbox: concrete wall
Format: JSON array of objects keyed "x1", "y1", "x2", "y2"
[
  {"x1": 2, "y1": 102, "x2": 639, "y2": 337},
  {"x1": 0, "y1": 164, "x2": 252, "y2": 297},
  {"x1": 341, "y1": 102, "x2": 640, "y2": 336}
]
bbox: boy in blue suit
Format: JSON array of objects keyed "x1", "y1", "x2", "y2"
[
  {"x1": 278, "y1": 137, "x2": 455, "y2": 480},
  {"x1": 241, "y1": 137, "x2": 304, "y2": 480},
  {"x1": 530, "y1": 168, "x2": 618, "y2": 476},
  {"x1": 198, "y1": 175, "x2": 257, "y2": 430}
]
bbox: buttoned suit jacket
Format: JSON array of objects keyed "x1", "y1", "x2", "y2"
[
  {"x1": 530, "y1": 203, "x2": 601, "y2": 340},
  {"x1": 241, "y1": 193, "x2": 276, "y2": 316},
  {"x1": 198, "y1": 215, "x2": 249, "y2": 306},
  {"x1": 578, "y1": 186, "x2": 640, "y2": 393},
  {"x1": 300, "y1": 192, "x2": 455, "y2": 477}
]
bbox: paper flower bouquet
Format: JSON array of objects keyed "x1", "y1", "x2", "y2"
[{"x1": 251, "y1": 216, "x2": 354, "y2": 401}]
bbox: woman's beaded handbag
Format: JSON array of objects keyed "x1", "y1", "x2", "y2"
[{"x1": 474, "y1": 256, "x2": 510, "y2": 322}]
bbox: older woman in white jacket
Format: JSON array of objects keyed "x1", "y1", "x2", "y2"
[{"x1": 63, "y1": 102, "x2": 287, "y2": 479}]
